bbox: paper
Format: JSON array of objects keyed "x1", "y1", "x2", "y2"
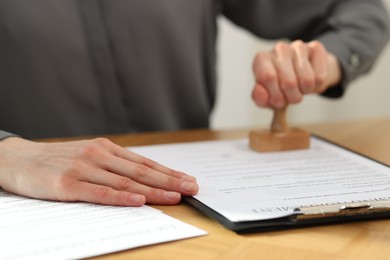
[
  {"x1": 130, "y1": 137, "x2": 390, "y2": 222},
  {"x1": 0, "y1": 191, "x2": 206, "y2": 260}
]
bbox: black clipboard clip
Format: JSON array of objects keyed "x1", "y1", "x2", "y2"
[
  {"x1": 293, "y1": 200, "x2": 390, "y2": 221},
  {"x1": 185, "y1": 197, "x2": 390, "y2": 233}
]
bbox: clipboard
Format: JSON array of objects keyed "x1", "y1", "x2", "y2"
[
  {"x1": 130, "y1": 135, "x2": 390, "y2": 234},
  {"x1": 184, "y1": 197, "x2": 390, "y2": 233},
  {"x1": 183, "y1": 135, "x2": 390, "y2": 234}
]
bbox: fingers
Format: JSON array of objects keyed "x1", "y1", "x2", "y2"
[
  {"x1": 253, "y1": 52, "x2": 284, "y2": 107},
  {"x1": 102, "y1": 141, "x2": 199, "y2": 195},
  {"x1": 64, "y1": 181, "x2": 147, "y2": 206},
  {"x1": 81, "y1": 169, "x2": 183, "y2": 205},
  {"x1": 116, "y1": 147, "x2": 196, "y2": 182},
  {"x1": 273, "y1": 42, "x2": 301, "y2": 105},
  {"x1": 291, "y1": 40, "x2": 316, "y2": 93},
  {"x1": 251, "y1": 84, "x2": 269, "y2": 107},
  {"x1": 86, "y1": 152, "x2": 198, "y2": 195},
  {"x1": 70, "y1": 138, "x2": 198, "y2": 204},
  {"x1": 105, "y1": 158, "x2": 198, "y2": 195},
  {"x1": 252, "y1": 40, "x2": 337, "y2": 108},
  {"x1": 308, "y1": 41, "x2": 329, "y2": 93}
]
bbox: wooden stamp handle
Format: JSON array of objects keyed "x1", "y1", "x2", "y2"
[{"x1": 271, "y1": 105, "x2": 288, "y2": 133}]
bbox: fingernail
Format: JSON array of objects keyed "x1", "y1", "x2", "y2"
[
  {"x1": 131, "y1": 194, "x2": 146, "y2": 204},
  {"x1": 165, "y1": 191, "x2": 181, "y2": 201},
  {"x1": 182, "y1": 175, "x2": 196, "y2": 182},
  {"x1": 181, "y1": 182, "x2": 197, "y2": 193}
]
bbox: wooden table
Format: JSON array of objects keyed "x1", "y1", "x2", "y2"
[{"x1": 85, "y1": 118, "x2": 390, "y2": 260}]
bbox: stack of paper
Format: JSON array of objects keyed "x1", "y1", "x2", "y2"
[{"x1": 0, "y1": 191, "x2": 206, "y2": 260}]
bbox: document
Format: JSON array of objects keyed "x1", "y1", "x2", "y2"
[
  {"x1": 0, "y1": 191, "x2": 206, "y2": 260},
  {"x1": 130, "y1": 137, "x2": 390, "y2": 230}
]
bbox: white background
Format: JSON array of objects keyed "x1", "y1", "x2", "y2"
[{"x1": 211, "y1": 0, "x2": 390, "y2": 129}]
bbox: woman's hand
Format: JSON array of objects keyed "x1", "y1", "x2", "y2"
[{"x1": 0, "y1": 137, "x2": 198, "y2": 206}]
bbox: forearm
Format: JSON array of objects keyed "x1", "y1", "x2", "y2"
[{"x1": 317, "y1": 0, "x2": 390, "y2": 97}]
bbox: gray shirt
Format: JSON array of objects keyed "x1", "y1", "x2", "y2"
[{"x1": 0, "y1": 0, "x2": 389, "y2": 139}]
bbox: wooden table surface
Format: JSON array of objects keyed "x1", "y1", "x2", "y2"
[{"x1": 82, "y1": 117, "x2": 390, "y2": 260}]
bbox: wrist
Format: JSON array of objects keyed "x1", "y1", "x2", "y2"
[{"x1": 0, "y1": 136, "x2": 29, "y2": 149}]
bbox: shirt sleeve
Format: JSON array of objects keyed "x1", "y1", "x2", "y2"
[
  {"x1": 0, "y1": 130, "x2": 19, "y2": 141},
  {"x1": 221, "y1": 0, "x2": 390, "y2": 98},
  {"x1": 315, "y1": 0, "x2": 390, "y2": 97}
]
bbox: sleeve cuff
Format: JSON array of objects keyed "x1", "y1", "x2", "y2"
[{"x1": 0, "y1": 130, "x2": 19, "y2": 141}]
